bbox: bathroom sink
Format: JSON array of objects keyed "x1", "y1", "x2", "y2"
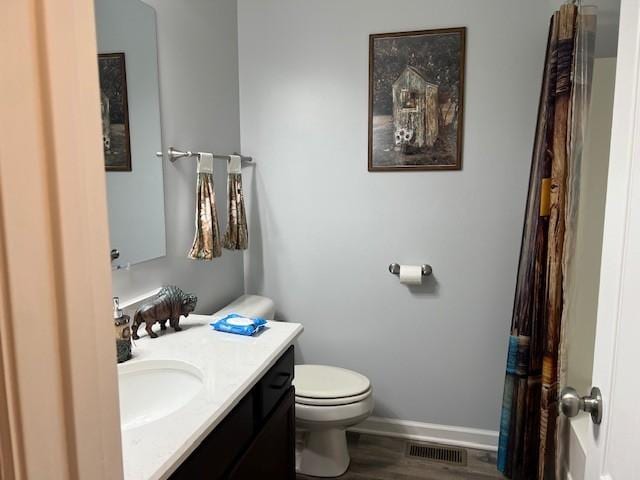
[{"x1": 118, "y1": 359, "x2": 204, "y2": 431}]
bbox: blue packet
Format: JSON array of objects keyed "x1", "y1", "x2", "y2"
[{"x1": 210, "y1": 313, "x2": 267, "y2": 336}]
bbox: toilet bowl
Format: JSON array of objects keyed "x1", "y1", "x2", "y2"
[
  {"x1": 294, "y1": 364, "x2": 374, "y2": 478},
  {"x1": 213, "y1": 295, "x2": 373, "y2": 477}
]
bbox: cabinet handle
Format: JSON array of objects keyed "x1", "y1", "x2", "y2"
[{"x1": 270, "y1": 372, "x2": 291, "y2": 389}]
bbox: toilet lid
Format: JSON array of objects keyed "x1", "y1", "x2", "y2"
[
  {"x1": 295, "y1": 388, "x2": 372, "y2": 406},
  {"x1": 294, "y1": 365, "x2": 371, "y2": 399}
]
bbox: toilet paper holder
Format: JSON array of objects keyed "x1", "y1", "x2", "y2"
[{"x1": 388, "y1": 263, "x2": 432, "y2": 277}]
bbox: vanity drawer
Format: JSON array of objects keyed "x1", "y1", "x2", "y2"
[
  {"x1": 170, "y1": 390, "x2": 254, "y2": 479},
  {"x1": 255, "y1": 345, "x2": 294, "y2": 422}
]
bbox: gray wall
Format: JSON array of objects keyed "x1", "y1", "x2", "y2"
[
  {"x1": 95, "y1": 0, "x2": 166, "y2": 267},
  {"x1": 546, "y1": 0, "x2": 620, "y2": 57},
  {"x1": 112, "y1": 0, "x2": 244, "y2": 314},
  {"x1": 238, "y1": 0, "x2": 549, "y2": 430}
]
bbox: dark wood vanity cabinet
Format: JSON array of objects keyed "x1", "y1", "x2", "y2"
[
  {"x1": 170, "y1": 346, "x2": 295, "y2": 480},
  {"x1": 228, "y1": 387, "x2": 296, "y2": 479}
]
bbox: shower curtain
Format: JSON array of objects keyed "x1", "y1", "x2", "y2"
[{"x1": 497, "y1": 4, "x2": 595, "y2": 479}]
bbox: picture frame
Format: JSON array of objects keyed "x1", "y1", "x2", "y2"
[
  {"x1": 368, "y1": 28, "x2": 466, "y2": 171},
  {"x1": 98, "y1": 52, "x2": 132, "y2": 172}
]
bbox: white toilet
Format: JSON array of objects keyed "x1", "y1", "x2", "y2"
[
  {"x1": 217, "y1": 295, "x2": 374, "y2": 478},
  {"x1": 294, "y1": 364, "x2": 374, "y2": 477}
]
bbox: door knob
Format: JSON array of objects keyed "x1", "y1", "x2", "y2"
[{"x1": 560, "y1": 386, "x2": 602, "y2": 425}]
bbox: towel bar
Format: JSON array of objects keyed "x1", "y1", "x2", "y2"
[{"x1": 156, "y1": 146, "x2": 253, "y2": 163}]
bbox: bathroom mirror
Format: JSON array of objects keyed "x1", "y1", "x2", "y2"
[{"x1": 94, "y1": 0, "x2": 166, "y2": 266}]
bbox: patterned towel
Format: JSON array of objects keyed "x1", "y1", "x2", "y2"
[
  {"x1": 223, "y1": 155, "x2": 248, "y2": 250},
  {"x1": 188, "y1": 153, "x2": 222, "y2": 260}
]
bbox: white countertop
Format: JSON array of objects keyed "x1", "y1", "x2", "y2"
[{"x1": 119, "y1": 314, "x2": 303, "y2": 480}]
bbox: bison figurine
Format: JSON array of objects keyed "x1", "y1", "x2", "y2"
[{"x1": 132, "y1": 286, "x2": 198, "y2": 340}]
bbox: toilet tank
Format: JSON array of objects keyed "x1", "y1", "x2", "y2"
[{"x1": 213, "y1": 294, "x2": 276, "y2": 320}]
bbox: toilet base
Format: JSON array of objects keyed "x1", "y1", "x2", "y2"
[{"x1": 297, "y1": 428, "x2": 350, "y2": 478}]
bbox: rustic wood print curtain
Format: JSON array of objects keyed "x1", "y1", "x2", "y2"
[{"x1": 497, "y1": 4, "x2": 595, "y2": 479}]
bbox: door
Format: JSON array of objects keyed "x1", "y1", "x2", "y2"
[
  {"x1": 1, "y1": 0, "x2": 123, "y2": 478},
  {"x1": 581, "y1": 0, "x2": 640, "y2": 478}
]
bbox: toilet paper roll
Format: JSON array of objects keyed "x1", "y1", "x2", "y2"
[{"x1": 399, "y1": 265, "x2": 423, "y2": 285}]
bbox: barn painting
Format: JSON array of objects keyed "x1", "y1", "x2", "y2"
[
  {"x1": 98, "y1": 52, "x2": 132, "y2": 172},
  {"x1": 392, "y1": 66, "x2": 439, "y2": 152},
  {"x1": 369, "y1": 28, "x2": 466, "y2": 171}
]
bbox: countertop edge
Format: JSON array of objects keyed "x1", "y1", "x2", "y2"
[{"x1": 153, "y1": 323, "x2": 304, "y2": 480}]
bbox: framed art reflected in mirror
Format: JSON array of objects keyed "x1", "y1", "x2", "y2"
[{"x1": 98, "y1": 52, "x2": 132, "y2": 172}]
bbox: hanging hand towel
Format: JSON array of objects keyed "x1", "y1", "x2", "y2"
[
  {"x1": 188, "y1": 153, "x2": 222, "y2": 260},
  {"x1": 222, "y1": 154, "x2": 248, "y2": 250}
]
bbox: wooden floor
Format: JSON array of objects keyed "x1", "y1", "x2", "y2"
[{"x1": 297, "y1": 433, "x2": 505, "y2": 480}]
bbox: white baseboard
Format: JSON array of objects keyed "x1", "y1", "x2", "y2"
[{"x1": 349, "y1": 416, "x2": 499, "y2": 452}]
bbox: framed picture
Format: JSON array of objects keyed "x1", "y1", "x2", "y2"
[
  {"x1": 368, "y1": 28, "x2": 466, "y2": 171},
  {"x1": 98, "y1": 52, "x2": 132, "y2": 172}
]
